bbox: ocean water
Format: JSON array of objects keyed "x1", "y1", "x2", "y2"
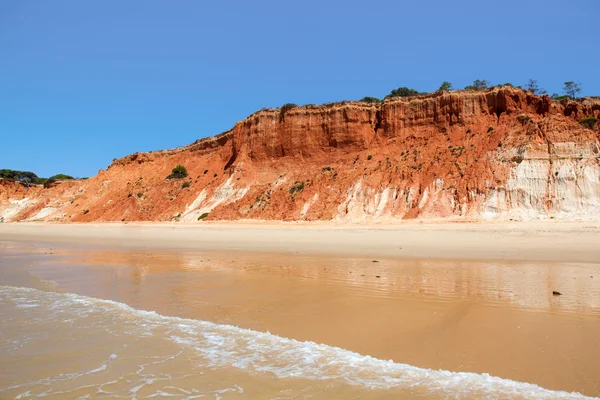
[
  {"x1": 0, "y1": 285, "x2": 595, "y2": 400},
  {"x1": 1, "y1": 241, "x2": 599, "y2": 399}
]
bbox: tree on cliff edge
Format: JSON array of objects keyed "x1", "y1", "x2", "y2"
[
  {"x1": 464, "y1": 80, "x2": 489, "y2": 91},
  {"x1": 525, "y1": 79, "x2": 546, "y2": 95},
  {"x1": 563, "y1": 82, "x2": 582, "y2": 99},
  {"x1": 438, "y1": 82, "x2": 452, "y2": 91}
]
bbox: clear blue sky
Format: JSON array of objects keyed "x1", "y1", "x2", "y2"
[{"x1": 1, "y1": 0, "x2": 598, "y2": 178}]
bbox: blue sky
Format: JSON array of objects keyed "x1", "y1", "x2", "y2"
[{"x1": 1, "y1": 0, "x2": 598, "y2": 178}]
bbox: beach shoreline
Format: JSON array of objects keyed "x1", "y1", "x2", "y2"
[{"x1": 1, "y1": 220, "x2": 599, "y2": 263}]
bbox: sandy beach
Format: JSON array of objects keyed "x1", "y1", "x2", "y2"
[
  {"x1": 1, "y1": 220, "x2": 600, "y2": 262},
  {"x1": 1, "y1": 222, "x2": 600, "y2": 398}
]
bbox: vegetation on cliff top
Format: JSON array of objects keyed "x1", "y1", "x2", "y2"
[
  {"x1": 385, "y1": 87, "x2": 421, "y2": 99},
  {"x1": 563, "y1": 81, "x2": 582, "y2": 99},
  {"x1": 49, "y1": 174, "x2": 74, "y2": 180},
  {"x1": 0, "y1": 169, "x2": 41, "y2": 184},
  {"x1": 355, "y1": 79, "x2": 586, "y2": 104},
  {"x1": 438, "y1": 81, "x2": 452, "y2": 91},
  {"x1": 464, "y1": 79, "x2": 490, "y2": 91},
  {"x1": 359, "y1": 96, "x2": 381, "y2": 103},
  {"x1": 0, "y1": 169, "x2": 79, "y2": 185}
]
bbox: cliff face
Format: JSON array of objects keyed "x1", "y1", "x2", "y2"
[{"x1": 2, "y1": 87, "x2": 600, "y2": 223}]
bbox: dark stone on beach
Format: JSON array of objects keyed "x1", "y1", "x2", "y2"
[
  {"x1": 376, "y1": 275, "x2": 381, "y2": 278},
  {"x1": 552, "y1": 291, "x2": 562, "y2": 296},
  {"x1": 372, "y1": 260, "x2": 379, "y2": 263}
]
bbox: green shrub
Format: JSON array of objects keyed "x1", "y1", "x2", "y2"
[
  {"x1": 487, "y1": 126, "x2": 494, "y2": 133},
  {"x1": 83, "y1": 209, "x2": 89, "y2": 215},
  {"x1": 279, "y1": 103, "x2": 298, "y2": 121},
  {"x1": 579, "y1": 116, "x2": 598, "y2": 130},
  {"x1": 182, "y1": 181, "x2": 191, "y2": 188},
  {"x1": 359, "y1": 96, "x2": 381, "y2": 103},
  {"x1": 438, "y1": 81, "x2": 452, "y2": 91},
  {"x1": 0, "y1": 169, "x2": 41, "y2": 184},
  {"x1": 367, "y1": 154, "x2": 373, "y2": 160},
  {"x1": 198, "y1": 212, "x2": 209, "y2": 220},
  {"x1": 49, "y1": 174, "x2": 74, "y2": 180},
  {"x1": 385, "y1": 87, "x2": 420, "y2": 99},
  {"x1": 464, "y1": 80, "x2": 489, "y2": 91},
  {"x1": 281, "y1": 103, "x2": 298, "y2": 113},
  {"x1": 167, "y1": 165, "x2": 188, "y2": 179},
  {"x1": 517, "y1": 115, "x2": 532, "y2": 124},
  {"x1": 289, "y1": 181, "x2": 305, "y2": 194}
]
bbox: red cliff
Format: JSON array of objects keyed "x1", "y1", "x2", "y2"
[{"x1": 2, "y1": 87, "x2": 600, "y2": 223}]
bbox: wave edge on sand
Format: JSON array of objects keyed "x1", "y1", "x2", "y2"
[{"x1": 0, "y1": 285, "x2": 596, "y2": 399}]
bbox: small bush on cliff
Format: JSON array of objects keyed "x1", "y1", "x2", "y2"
[
  {"x1": 385, "y1": 87, "x2": 420, "y2": 99},
  {"x1": 49, "y1": 174, "x2": 74, "y2": 180},
  {"x1": 464, "y1": 80, "x2": 489, "y2": 91},
  {"x1": 198, "y1": 212, "x2": 209, "y2": 220},
  {"x1": 438, "y1": 81, "x2": 453, "y2": 91},
  {"x1": 279, "y1": 103, "x2": 298, "y2": 121},
  {"x1": 167, "y1": 165, "x2": 188, "y2": 179},
  {"x1": 579, "y1": 116, "x2": 598, "y2": 130},
  {"x1": 289, "y1": 181, "x2": 305, "y2": 194},
  {"x1": 281, "y1": 103, "x2": 298, "y2": 113},
  {"x1": 517, "y1": 114, "x2": 532, "y2": 124},
  {"x1": 360, "y1": 96, "x2": 381, "y2": 103},
  {"x1": 182, "y1": 181, "x2": 191, "y2": 188}
]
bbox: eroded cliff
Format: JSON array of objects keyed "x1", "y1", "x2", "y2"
[{"x1": 2, "y1": 87, "x2": 599, "y2": 223}]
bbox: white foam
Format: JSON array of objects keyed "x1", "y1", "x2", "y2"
[{"x1": 1, "y1": 286, "x2": 596, "y2": 400}]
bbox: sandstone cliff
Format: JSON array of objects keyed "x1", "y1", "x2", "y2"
[{"x1": 2, "y1": 87, "x2": 600, "y2": 223}]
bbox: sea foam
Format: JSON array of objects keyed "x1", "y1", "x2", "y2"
[{"x1": 1, "y1": 285, "x2": 597, "y2": 400}]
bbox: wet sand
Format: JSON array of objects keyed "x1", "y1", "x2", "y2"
[{"x1": 1, "y1": 223, "x2": 600, "y2": 398}]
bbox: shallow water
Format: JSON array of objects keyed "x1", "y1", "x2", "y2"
[{"x1": 1, "y1": 241, "x2": 599, "y2": 399}]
